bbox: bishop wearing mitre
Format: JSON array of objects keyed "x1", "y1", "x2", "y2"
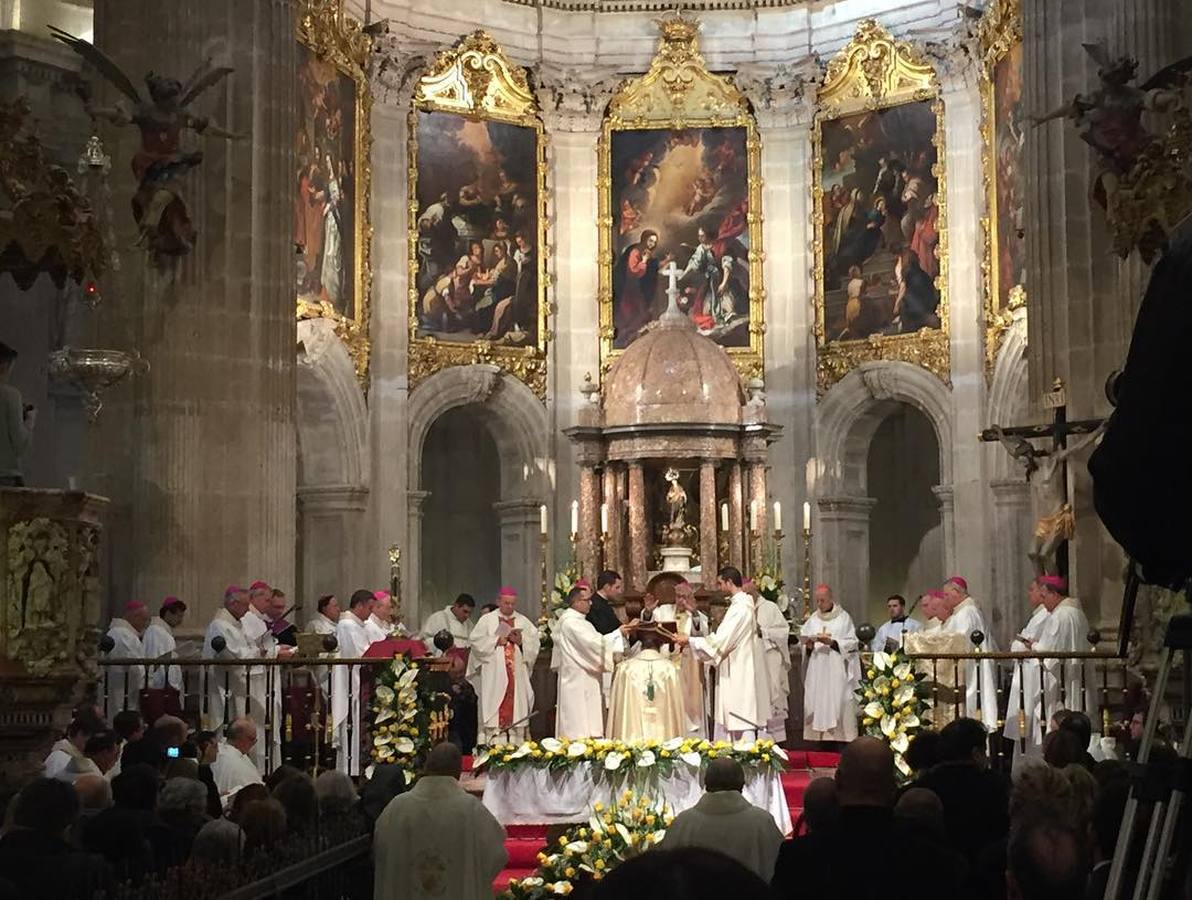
[
  {"x1": 1033, "y1": 576, "x2": 1096, "y2": 726},
  {"x1": 654, "y1": 580, "x2": 710, "y2": 737},
  {"x1": 673, "y1": 567, "x2": 770, "y2": 742},
  {"x1": 468, "y1": 587, "x2": 540, "y2": 745},
  {"x1": 606, "y1": 626, "x2": 686, "y2": 741},
  {"x1": 1004, "y1": 578, "x2": 1052, "y2": 752},
  {"x1": 798, "y1": 585, "x2": 860, "y2": 743},
  {"x1": 553, "y1": 588, "x2": 635, "y2": 739},
  {"x1": 941, "y1": 576, "x2": 999, "y2": 731}
]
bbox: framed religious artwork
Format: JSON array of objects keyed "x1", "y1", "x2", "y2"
[
  {"x1": 407, "y1": 32, "x2": 549, "y2": 399},
  {"x1": 812, "y1": 19, "x2": 948, "y2": 392},
  {"x1": 295, "y1": 0, "x2": 373, "y2": 384},
  {"x1": 980, "y1": 0, "x2": 1026, "y2": 375},
  {"x1": 598, "y1": 13, "x2": 765, "y2": 380}
]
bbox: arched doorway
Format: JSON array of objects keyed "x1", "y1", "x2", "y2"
[
  {"x1": 866, "y1": 404, "x2": 943, "y2": 623},
  {"x1": 420, "y1": 406, "x2": 502, "y2": 610}
]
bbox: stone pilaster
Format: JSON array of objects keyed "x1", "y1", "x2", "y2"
[
  {"x1": 406, "y1": 489, "x2": 429, "y2": 623},
  {"x1": 816, "y1": 496, "x2": 877, "y2": 615},
  {"x1": 627, "y1": 462, "x2": 647, "y2": 591},
  {"x1": 699, "y1": 460, "x2": 718, "y2": 589},
  {"x1": 989, "y1": 477, "x2": 1032, "y2": 647},
  {"x1": 494, "y1": 499, "x2": 542, "y2": 619},
  {"x1": 92, "y1": 0, "x2": 298, "y2": 622},
  {"x1": 728, "y1": 462, "x2": 745, "y2": 570},
  {"x1": 931, "y1": 484, "x2": 957, "y2": 577},
  {"x1": 578, "y1": 464, "x2": 601, "y2": 581},
  {"x1": 297, "y1": 486, "x2": 368, "y2": 615}
]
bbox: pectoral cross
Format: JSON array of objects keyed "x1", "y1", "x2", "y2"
[{"x1": 660, "y1": 260, "x2": 684, "y2": 321}]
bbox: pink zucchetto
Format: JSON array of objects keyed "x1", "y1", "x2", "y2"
[
  {"x1": 1037, "y1": 575, "x2": 1068, "y2": 593},
  {"x1": 814, "y1": 583, "x2": 832, "y2": 593},
  {"x1": 124, "y1": 600, "x2": 146, "y2": 614},
  {"x1": 573, "y1": 579, "x2": 591, "y2": 591},
  {"x1": 926, "y1": 589, "x2": 948, "y2": 600},
  {"x1": 249, "y1": 580, "x2": 271, "y2": 592},
  {"x1": 224, "y1": 584, "x2": 245, "y2": 599},
  {"x1": 946, "y1": 576, "x2": 968, "y2": 592},
  {"x1": 498, "y1": 586, "x2": 518, "y2": 598},
  {"x1": 373, "y1": 590, "x2": 390, "y2": 602}
]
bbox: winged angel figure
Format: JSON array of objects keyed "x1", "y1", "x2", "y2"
[{"x1": 51, "y1": 27, "x2": 243, "y2": 263}]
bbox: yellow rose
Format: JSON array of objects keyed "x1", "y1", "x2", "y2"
[
  {"x1": 565, "y1": 867, "x2": 576, "y2": 878},
  {"x1": 593, "y1": 802, "x2": 604, "y2": 813},
  {"x1": 645, "y1": 815, "x2": 656, "y2": 825},
  {"x1": 593, "y1": 872, "x2": 603, "y2": 881},
  {"x1": 891, "y1": 678, "x2": 901, "y2": 688},
  {"x1": 594, "y1": 860, "x2": 606, "y2": 870},
  {"x1": 867, "y1": 669, "x2": 876, "y2": 679},
  {"x1": 559, "y1": 836, "x2": 568, "y2": 846},
  {"x1": 862, "y1": 717, "x2": 872, "y2": 726}
]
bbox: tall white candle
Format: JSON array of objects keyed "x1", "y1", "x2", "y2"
[
  {"x1": 570, "y1": 500, "x2": 579, "y2": 537},
  {"x1": 600, "y1": 502, "x2": 609, "y2": 534},
  {"x1": 540, "y1": 504, "x2": 548, "y2": 535},
  {"x1": 803, "y1": 501, "x2": 811, "y2": 531},
  {"x1": 720, "y1": 502, "x2": 729, "y2": 532},
  {"x1": 749, "y1": 499, "x2": 758, "y2": 532},
  {"x1": 773, "y1": 501, "x2": 782, "y2": 533}
]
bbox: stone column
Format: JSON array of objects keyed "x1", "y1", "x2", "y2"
[
  {"x1": 627, "y1": 462, "x2": 647, "y2": 591},
  {"x1": 578, "y1": 464, "x2": 601, "y2": 580},
  {"x1": 728, "y1": 461, "x2": 745, "y2": 570},
  {"x1": 931, "y1": 484, "x2": 957, "y2": 577},
  {"x1": 297, "y1": 486, "x2": 368, "y2": 614},
  {"x1": 92, "y1": 0, "x2": 298, "y2": 623},
  {"x1": 699, "y1": 459, "x2": 718, "y2": 589},
  {"x1": 604, "y1": 464, "x2": 623, "y2": 577},
  {"x1": 406, "y1": 490, "x2": 429, "y2": 622},
  {"x1": 990, "y1": 478, "x2": 1032, "y2": 647},
  {"x1": 494, "y1": 499, "x2": 541, "y2": 619},
  {"x1": 746, "y1": 458, "x2": 769, "y2": 573},
  {"x1": 817, "y1": 497, "x2": 877, "y2": 611}
]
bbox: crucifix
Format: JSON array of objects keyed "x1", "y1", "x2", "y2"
[{"x1": 979, "y1": 379, "x2": 1108, "y2": 578}]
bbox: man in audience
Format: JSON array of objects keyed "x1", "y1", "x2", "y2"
[
  {"x1": 80, "y1": 763, "x2": 168, "y2": 882},
  {"x1": 799, "y1": 776, "x2": 839, "y2": 836},
  {"x1": 71, "y1": 774, "x2": 112, "y2": 847},
  {"x1": 662, "y1": 758, "x2": 784, "y2": 880},
  {"x1": 917, "y1": 717, "x2": 1009, "y2": 873},
  {"x1": 1006, "y1": 818, "x2": 1089, "y2": 900},
  {"x1": 373, "y1": 742, "x2": 507, "y2": 899},
  {"x1": 110, "y1": 709, "x2": 145, "y2": 776},
  {"x1": 143, "y1": 596, "x2": 187, "y2": 696},
  {"x1": 271, "y1": 773, "x2": 317, "y2": 836},
  {"x1": 156, "y1": 778, "x2": 210, "y2": 867},
  {"x1": 0, "y1": 778, "x2": 111, "y2": 898},
  {"x1": 420, "y1": 592, "x2": 477, "y2": 656},
  {"x1": 105, "y1": 600, "x2": 149, "y2": 718},
  {"x1": 211, "y1": 717, "x2": 264, "y2": 808},
  {"x1": 314, "y1": 770, "x2": 358, "y2": 817},
  {"x1": 63, "y1": 730, "x2": 121, "y2": 782},
  {"x1": 43, "y1": 716, "x2": 101, "y2": 779}
]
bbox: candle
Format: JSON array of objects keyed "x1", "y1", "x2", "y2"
[
  {"x1": 749, "y1": 499, "x2": 758, "y2": 532},
  {"x1": 773, "y1": 501, "x2": 782, "y2": 533},
  {"x1": 540, "y1": 504, "x2": 548, "y2": 536},
  {"x1": 803, "y1": 501, "x2": 811, "y2": 531},
  {"x1": 720, "y1": 502, "x2": 729, "y2": 532},
  {"x1": 600, "y1": 503, "x2": 609, "y2": 534},
  {"x1": 570, "y1": 500, "x2": 579, "y2": 537}
]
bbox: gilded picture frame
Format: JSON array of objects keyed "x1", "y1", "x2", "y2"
[
  {"x1": 295, "y1": 0, "x2": 373, "y2": 385},
  {"x1": 812, "y1": 19, "x2": 948, "y2": 392},
  {"x1": 407, "y1": 32, "x2": 549, "y2": 399},
  {"x1": 597, "y1": 13, "x2": 765, "y2": 381},
  {"x1": 979, "y1": 0, "x2": 1026, "y2": 376}
]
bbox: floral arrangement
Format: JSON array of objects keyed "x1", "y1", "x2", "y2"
[
  {"x1": 368, "y1": 654, "x2": 451, "y2": 785},
  {"x1": 538, "y1": 567, "x2": 580, "y2": 649},
  {"x1": 502, "y1": 791, "x2": 672, "y2": 898},
  {"x1": 752, "y1": 541, "x2": 791, "y2": 617},
  {"x1": 855, "y1": 648, "x2": 933, "y2": 777},
  {"x1": 474, "y1": 736, "x2": 786, "y2": 780}
]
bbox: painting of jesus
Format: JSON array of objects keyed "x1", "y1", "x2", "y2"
[
  {"x1": 992, "y1": 42, "x2": 1025, "y2": 309},
  {"x1": 608, "y1": 127, "x2": 751, "y2": 350}
]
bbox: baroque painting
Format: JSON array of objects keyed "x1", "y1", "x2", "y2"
[
  {"x1": 295, "y1": 45, "x2": 357, "y2": 319},
  {"x1": 819, "y1": 100, "x2": 940, "y2": 343},
  {"x1": 610, "y1": 127, "x2": 751, "y2": 350},
  {"x1": 991, "y1": 43, "x2": 1025, "y2": 311},
  {"x1": 413, "y1": 110, "x2": 539, "y2": 347}
]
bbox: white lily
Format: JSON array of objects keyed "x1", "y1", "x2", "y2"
[
  {"x1": 652, "y1": 830, "x2": 667, "y2": 844},
  {"x1": 873, "y1": 651, "x2": 892, "y2": 672},
  {"x1": 902, "y1": 713, "x2": 920, "y2": 729},
  {"x1": 772, "y1": 745, "x2": 789, "y2": 761},
  {"x1": 895, "y1": 755, "x2": 911, "y2": 777},
  {"x1": 637, "y1": 750, "x2": 656, "y2": 767},
  {"x1": 604, "y1": 751, "x2": 626, "y2": 770},
  {"x1": 568, "y1": 742, "x2": 588, "y2": 758},
  {"x1": 398, "y1": 667, "x2": 419, "y2": 688},
  {"x1": 662, "y1": 737, "x2": 684, "y2": 752},
  {"x1": 375, "y1": 707, "x2": 396, "y2": 724},
  {"x1": 472, "y1": 751, "x2": 490, "y2": 769},
  {"x1": 520, "y1": 877, "x2": 544, "y2": 888},
  {"x1": 511, "y1": 744, "x2": 532, "y2": 759},
  {"x1": 565, "y1": 841, "x2": 589, "y2": 854},
  {"x1": 394, "y1": 737, "x2": 415, "y2": 754},
  {"x1": 893, "y1": 662, "x2": 913, "y2": 681},
  {"x1": 375, "y1": 684, "x2": 395, "y2": 704},
  {"x1": 541, "y1": 738, "x2": 563, "y2": 753},
  {"x1": 863, "y1": 701, "x2": 885, "y2": 720},
  {"x1": 880, "y1": 715, "x2": 898, "y2": 739},
  {"x1": 891, "y1": 732, "x2": 910, "y2": 754},
  {"x1": 893, "y1": 685, "x2": 915, "y2": 707},
  {"x1": 733, "y1": 739, "x2": 755, "y2": 753},
  {"x1": 680, "y1": 751, "x2": 702, "y2": 767},
  {"x1": 615, "y1": 823, "x2": 634, "y2": 845}
]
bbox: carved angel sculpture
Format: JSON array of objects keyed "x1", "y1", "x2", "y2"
[{"x1": 51, "y1": 27, "x2": 242, "y2": 263}]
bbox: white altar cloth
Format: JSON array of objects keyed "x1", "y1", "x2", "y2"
[{"x1": 481, "y1": 766, "x2": 792, "y2": 837}]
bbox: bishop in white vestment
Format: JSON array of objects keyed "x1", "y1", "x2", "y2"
[
  {"x1": 468, "y1": 588, "x2": 540, "y2": 745},
  {"x1": 676, "y1": 569, "x2": 770, "y2": 741},
  {"x1": 332, "y1": 591, "x2": 375, "y2": 775},
  {"x1": 655, "y1": 584, "x2": 711, "y2": 737},
  {"x1": 1003, "y1": 579, "x2": 1051, "y2": 749},
  {"x1": 143, "y1": 598, "x2": 186, "y2": 696},
  {"x1": 552, "y1": 589, "x2": 631, "y2": 739},
  {"x1": 203, "y1": 587, "x2": 255, "y2": 731},
  {"x1": 942, "y1": 576, "x2": 1000, "y2": 732},
  {"x1": 420, "y1": 594, "x2": 476, "y2": 656},
  {"x1": 365, "y1": 591, "x2": 395, "y2": 645},
  {"x1": 799, "y1": 586, "x2": 860, "y2": 742},
  {"x1": 241, "y1": 581, "x2": 288, "y2": 769},
  {"x1": 105, "y1": 601, "x2": 149, "y2": 718},
  {"x1": 1033, "y1": 577, "x2": 1096, "y2": 726}
]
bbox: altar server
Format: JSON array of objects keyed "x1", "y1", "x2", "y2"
[
  {"x1": 332, "y1": 589, "x2": 374, "y2": 775},
  {"x1": 674, "y1": 567, "x2": 770, "y2": 742},
  {"x1": 871, "y1": 594, "x2": 922, "y2": 651},
  {"x1": 798, "y1": 584, "x2": 860, "y2": 742},
  {"x1": 553, "y1": 587, "x2": 633, "y2": 738},
  {"x1": 105, "y1": 601, "x2": 148, "y2": 718},
  {"x1": 468, "y1": 587, "x2": 539, "y2": 745},
  {"x1": 654, "y1": 580, "x2": 710, "y2": 737},
  {"x1": 1003, "y1": 578, "x2": 1051, "y2": 750},
  {"x1": 420, "y1": 593, "x2": 476, "y2": 656},
  {"x1": 143, "y1": 597, "x2": 186, "y2": 695},
  {"x1": 941, "y1": 576, "x2": 1000, "y2": 731}
]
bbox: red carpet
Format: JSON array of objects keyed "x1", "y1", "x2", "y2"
[{"x1": 489, "y1": 752, "x2": 840, "y2": 893}]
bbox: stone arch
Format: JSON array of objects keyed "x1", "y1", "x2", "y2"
[{"x1": 987, "y1": 314, "x2": 1030, "y2": 480}]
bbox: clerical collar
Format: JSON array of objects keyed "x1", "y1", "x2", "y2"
[
  {"x1": 890, "y1": 616, "x2": 907, "y2": 625},
  {"x1": 817, "y1": 604, "x2": 841, "y2": 622}
]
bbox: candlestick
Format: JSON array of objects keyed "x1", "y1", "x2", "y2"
[
  {"x1": 720, "y1": 501, "x2": 729, "y2": 532},
  {"x1": 773, "y1": 501, "x2": 782, "y2": 533},
  {"x1": 570, "y1": 500, "x2": 579, "y2": 537},
  {"x1": 802, "y1": 500, "x2": 811, "y2": 532},
  {"x1": 540, "y1": 503, "x2": 548, "y2": 536},
  {"x1": 569, "y1": 530, "x2": 580, "y2": 578},
  {"x1": 801, "y1": 524, "x2": 813, "y2": 621},
  {"x1": 540, "y1": 531, "x2": 550, "y2": 620},
  {"x1": 600, "y1": 502, "x2": 609, "y2": 535}
]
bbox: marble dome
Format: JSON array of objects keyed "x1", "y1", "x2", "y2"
[{"x1": 602, "y1": 320, "x2": 745, "y2": 427}]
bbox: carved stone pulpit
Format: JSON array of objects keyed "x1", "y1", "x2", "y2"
[{"x1": 0, "y1": 488, "x2": 108, "y2": 791}]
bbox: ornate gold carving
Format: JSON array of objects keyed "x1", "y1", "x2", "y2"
[
  {"x1": 978, "y1": 0, "x2": 1025, "y2": 378},
  {"x1": 812, "y1": 19, "x2": 949, "y2": 392},
  {"x1": 295, "y1": 0, "x2": 374, "y2": 388},
  {"x1": 598, "y1": 13, "x2": 765, "y2": 382},
  {"x1": 407, "y1": 32, "x2": 549, "y2": 400}
]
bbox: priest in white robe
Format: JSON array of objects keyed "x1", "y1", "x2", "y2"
[
  {"x1": 420, "y1": 593, "x2": 476, "y2": 656},
  {"x1": 143, "y1": 597, "x2": 186, "y2": 696},
  {"x1": 332, "y1": 589, "x2": 374, "y2": 775},
  {"x1": 942, "y1": 576, "x2": 1000, "y2": 732},
  {"x1": 798, "y1": 585, "x2": 860, "y2": 742},
  {"x1": 105, "y1": 601, "x2": 149, "y2": 718},
  {"x1": 305, "y1": 594, "x2": 341, "y2": 699},
  {"x1": 468, "y1": 587, "x2": 540, "y2": 745},
  {"x1": 365, "y1": 590, "x2": 396, "y2": 644},
  {"x1": 374, "y1": 743, "x2": 507, "y2": 900},
  {"x1": 553, "y1": 588, "x2": 633, "y2": 739},
  {"x1": 1033, "y1": 576, "x2": 1096, "y2": 726},
  {"x1": 606, "y1": 627, "x2": 686, "y2": 741},
  {"x1": 654, "y1": 581, "x2": 710, "y2": 737},
  {"x1": 1003, "y1": 579, "x2": 1051, "y2": 750},
  {"x1": 750, "y1": 584, "x2": 792, "y2": 742},
  {"x1": 242, "y1": 580, "x2": 292, "y2": 769},
  {"x1": 674, "y1": 567, "x2": 770, "y2": 742},
  {"x1": 203, "y1": 587, "x2": 255, "y2": 731}
]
